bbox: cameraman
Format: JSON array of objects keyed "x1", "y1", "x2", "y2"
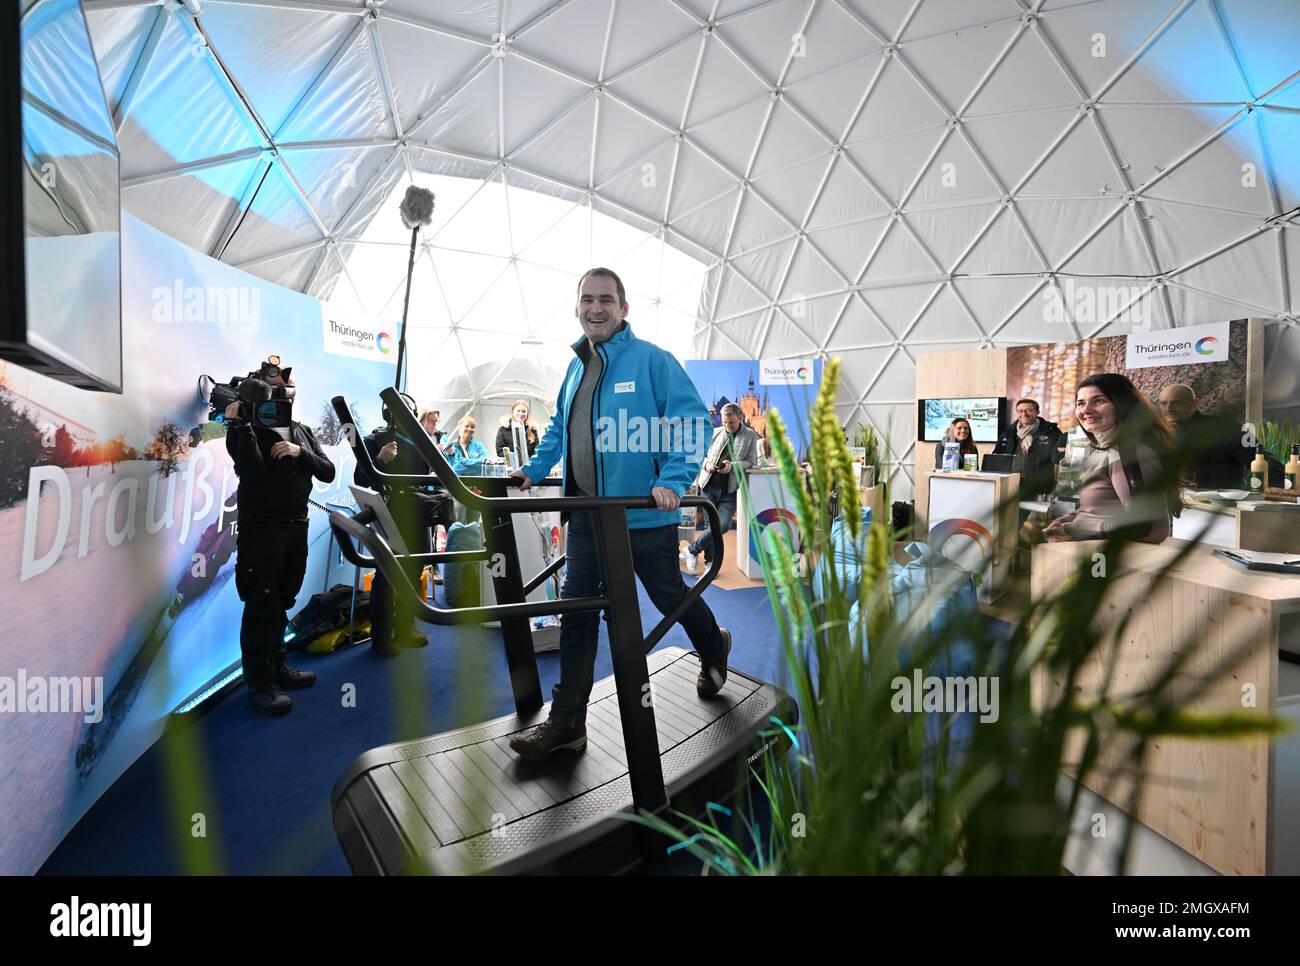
[
  {"x1": 355, "y1": 393, "x2": 452, "y2": 656},
  {"x1": 225, "y1": 358, "x2": 335, "y2": 715}
]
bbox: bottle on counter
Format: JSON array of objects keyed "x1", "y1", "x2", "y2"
[
  {"x1": 1055, "y1": 427, "x2": 1089, "y2": 497},
  {"x1": 942, "y1": 440, "x2": 959, "y2": 471},
  {"x1": 1285, "y1": 444, "x2": 1299, "y2": 493},
  {"x1": 1249, "y1": 444, "x2": 1269, "y2": 496}
]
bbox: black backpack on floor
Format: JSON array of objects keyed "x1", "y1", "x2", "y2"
[{"x1": 289, "y1": 584, "x2": 370, "y2": 648}]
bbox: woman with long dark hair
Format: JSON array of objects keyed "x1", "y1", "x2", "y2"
[
  {"x1": 933, "y1": 417, "x2": 980, "y2": 469},
  {"x1": 1042, "y1": 372, "x2": 1178, "y2": 544}
]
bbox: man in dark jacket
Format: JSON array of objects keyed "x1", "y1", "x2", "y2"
[
  {"x1": 225, "y1": 359, "x2": 335, "y2": 715},
  {"x1": 1157, "y1": 384, "x2": 1284, "y2": 489},
  {"x1": 354, "y1": 392, "x2": 452, "y2": 656},
  {"x1": 994, "y1": 398, "x2": 1065, "y2": 499}
]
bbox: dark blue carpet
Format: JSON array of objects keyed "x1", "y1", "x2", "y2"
[{"x1": 39, "y1": 582, "x2": 787, "y2": 875}]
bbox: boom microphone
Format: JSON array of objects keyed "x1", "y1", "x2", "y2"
[
  {"x1": 393, "y1": 186, "x2": 437, "y2": 391},
  {"x1": 399, "y1": 185, "x2": 436, "y2": 229}
]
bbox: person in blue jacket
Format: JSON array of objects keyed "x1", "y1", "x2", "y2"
[
  {"x1": 507, "y1": 267, "x2": 732, "y2": 760},
  {"x1": 443, "y1": 414, "x2": 489, "y2": 476}
]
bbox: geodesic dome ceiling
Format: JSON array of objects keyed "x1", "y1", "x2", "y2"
[{"x1": 84, "y1": 0, "x2": 1300, "y2": 496}]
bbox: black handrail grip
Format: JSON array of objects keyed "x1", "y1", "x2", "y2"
[
  {"x1": 331, "y1": 395, "x2": 444, "y2": 489},
  {"x1": 521, "y1": 554, "x2": 566, "y2": 597},
  {"x1": 330, "y1": 511, "x2": 612, "y2": 625},
  {"x1": 643, "y1": 497, "x2": 723, "y2": 653},
  {"x1": 328, "y1": 512, "x2": 489, "y2": 569}
]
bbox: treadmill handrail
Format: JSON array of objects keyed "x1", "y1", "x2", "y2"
[
  {"x1": 379, "y1": 387, "x2": 708, "y2": 516},
  {"x1": 328, "y1": 506, "x2": 491, "y2": 569},
  {"x1": 331, "y1": 395, "x2": 438, "y2": 490},
  {"x1": 330, "y1": 492, "x2": 722, "y2": 651},
  {"x1": 374, "y1": 386, "x2": 725, "y2": 645},
  {"x1": 330, "y1": 510, "x2": 613, "y2": 625}
]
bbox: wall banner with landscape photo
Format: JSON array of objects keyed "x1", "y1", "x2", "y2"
[
  {"x1": 1005, "y1": 319, "x2": 1249, "y2": 431},
  {"x1": 0, "y1": 213, "x2": 392, "y2": 875}
]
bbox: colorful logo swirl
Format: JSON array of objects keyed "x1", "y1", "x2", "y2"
[
  {"x1": 1194, "y1": 336, "x2": 1217, "y2": 355},
  {"x1": 750, "y1": 507, "x2": 800, "y2": 560},
  {"x1": 796, "y1": 366, "x2": 810, "y2": 381},
  {"x1": 929, "y1": 517, "x2": 993, "y2": 561},
  {"x1": 376, "y1": 331, "x2": 392, "y2": 354}
]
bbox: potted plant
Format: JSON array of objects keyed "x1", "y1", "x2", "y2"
[{"x1": 627, "y1": 358, "x2": 1286, "y2": 875}]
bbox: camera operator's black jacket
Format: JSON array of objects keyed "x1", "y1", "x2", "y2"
[{"x1": 226, "y1": 422, "x2": 335, "y2": 525}]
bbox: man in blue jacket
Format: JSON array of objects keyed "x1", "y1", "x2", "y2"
[{"x1": 507, "y1": 268, "x2": 731, "y2": 759}]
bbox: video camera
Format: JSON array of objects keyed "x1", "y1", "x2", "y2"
[{"x1": 198, "y1": 356, "x2": 296, "y2": 429}]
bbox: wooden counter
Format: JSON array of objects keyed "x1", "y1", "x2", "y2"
[
  {"x1": 1032, "y1": 538, "x2": 1300, "y2": 875},
  {"x1": 1174, "y1": 496, "x2": 1300, "y2": 553}
]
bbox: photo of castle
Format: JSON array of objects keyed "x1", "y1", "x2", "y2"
[
  {"x1": 685, "y1": 359, "x2": 822, "y2": 457},
  {"x1": 707, "y1": 369, "x2": 769, "y2": 436}
]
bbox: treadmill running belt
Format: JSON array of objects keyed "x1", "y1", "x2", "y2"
[{"x1": 332, "y1": 647, "x2": 795, "y2": 875}]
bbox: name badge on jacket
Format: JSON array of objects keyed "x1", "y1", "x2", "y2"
[{"x1": 614, "y1": 381, "x2": 635, "y2": 393}]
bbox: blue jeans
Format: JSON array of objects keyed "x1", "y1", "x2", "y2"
[
  {"x1": 550, "y1": 511, "x2": 727, "y2": 728},
  {"x1": 688, "y1": 484, "x2": 736, "y2": 560}
]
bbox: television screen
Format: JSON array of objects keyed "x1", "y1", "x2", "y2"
[
  {"x1": 919, "y1": 397, "x2": 1005, "y2": 443},
  {"x1": 1, "y1": 0, "x2": 122, "y2": 391}
]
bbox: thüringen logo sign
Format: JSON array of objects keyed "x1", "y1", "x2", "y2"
[
  {"x1": 322, "y1": 315, "x2": 397, "y2": 366},
  {"x1": 760, "y1": 358, "x2": 815, "y2": 385},
  {"x1": 1125, "y1": 321, "x2": 1230, "y2": 370}
]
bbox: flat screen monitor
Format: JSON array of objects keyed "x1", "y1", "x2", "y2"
[
  {"x1": 918, "y1": 396, "x2": 1005, "y2": 443},
  {"x1": 1, "y1": 0, "x2": 122, "y2": 392}
]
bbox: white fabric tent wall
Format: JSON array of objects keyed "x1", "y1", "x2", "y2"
[{"x1": 84, "y1": 0, "x2": 1300, "y2": 499}]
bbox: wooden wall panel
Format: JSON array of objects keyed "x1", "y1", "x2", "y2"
[{"x1": 913, "y1": 349, "x2": 1008, "y2": 531}]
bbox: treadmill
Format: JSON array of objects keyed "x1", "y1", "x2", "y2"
[{"x1": 328, "y1": 388, "x2": 798, "y2": 875}]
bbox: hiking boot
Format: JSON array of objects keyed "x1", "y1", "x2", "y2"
[
  {"x1": 276, "y1": 664, "x2": 316, "y2": 689},
  {"x1": 398, "y1": 627, "x2": 428, "y2": 649},
  {"x1": 697, "y1": 627, "x2": 732, "y2": 698},
  {"x1": 249, "y1": 686, "x2": 293, "y2": 716},
  {"x1": 508, "y1": 719, "x2": 587, "y2": 760},
  {"x1": 370, "y1": 630, "x2": 400, "y2": 658}
]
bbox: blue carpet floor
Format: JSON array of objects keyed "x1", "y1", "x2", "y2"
[{"x1": 39, "y1": 582, "x2": 787, "y2": 875}]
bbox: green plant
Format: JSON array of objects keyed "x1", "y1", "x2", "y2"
[
  {"x1": 627, "y1": 357, "x2": 1287, "y2": 875},
  {"x1": 852, "y1": 423, "x2": 881, "y2": 481},
  {"x1": 1259, "y1": 419, "x2": 1298, "y2": 465}
]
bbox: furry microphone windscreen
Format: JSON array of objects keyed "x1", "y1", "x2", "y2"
[{"x1": 399, "y1": 186, "x2": 436, "y2": 229}]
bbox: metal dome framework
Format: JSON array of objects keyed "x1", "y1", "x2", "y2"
[{"x1": 86, "y1": 0, "x2": 1300, "y2": 496}]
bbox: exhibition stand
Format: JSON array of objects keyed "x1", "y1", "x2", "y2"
[
  {"x1": 736, "y1": 468, "x2": 799, "y2": 579},
  {"x1": 1033, "y1": 538, "x2": 1300, "y2": 876},
  {"x1": 927, "y1": 470, "x2": 1020, "y2": 604}
]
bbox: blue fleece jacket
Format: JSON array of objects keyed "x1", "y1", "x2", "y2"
[
  {"x1": 446, "y1": 436, "x2": 489, "y2": 476},
  {"x1": 521, "y1": 323, "x2": 711, "y2": 529}
]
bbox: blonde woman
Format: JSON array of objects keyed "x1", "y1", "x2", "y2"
[
  {"x1": 444, "y1": 415, "x2": 488, "y2": 476},
  {"x1": 495, "y1": 399, "x2": 540, "y2": 462}
]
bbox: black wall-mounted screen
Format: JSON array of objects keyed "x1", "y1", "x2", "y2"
[
  {"x1": 918, "y1": 396, "x2": 1006, "y2": 443},
  {"x1": 2, "y1": 0, "x2": 122, "y2": 392}
]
